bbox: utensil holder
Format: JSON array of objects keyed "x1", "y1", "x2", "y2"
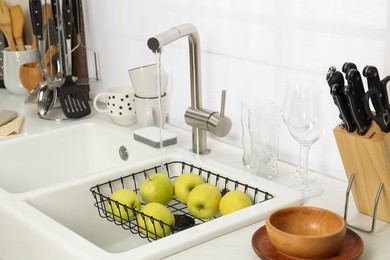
[{"x1": 333, "y1": 122, "x2": 390, "y2": 225}]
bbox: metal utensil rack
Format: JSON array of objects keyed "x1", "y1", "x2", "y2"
[{"x1": 90, "y1": 160, "x2": 274, "y2": 242}]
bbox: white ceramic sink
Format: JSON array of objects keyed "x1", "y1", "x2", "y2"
[
  {"x1": 0, "y1": 120, "x2": 159, "y2": 193},
  {"x1": 6, "y1": 150, "x2": 301, "y2": 259},
  {"x1": 0, "y1": 120, "x2": 303, "y2": 259}
]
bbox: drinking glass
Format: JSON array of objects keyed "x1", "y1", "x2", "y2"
[
  {"x1": 241, "y1": 98, "x2": 274, "y2": 169},
  {"x1": 248, "y1": 102, "x2": 281, "y2": 179},
  {"x1": 283, "y1": 80, "x2": 324, "y2": 198}
]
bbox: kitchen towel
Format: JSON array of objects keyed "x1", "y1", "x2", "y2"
[{"x1": 0, "y1": 116, "x2": 24, "y2": 137}]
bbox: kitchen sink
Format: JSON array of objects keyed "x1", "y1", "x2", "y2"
[
  {"x1": 0, "y1": 119, "x2": 303, "y2": 259},
  {"x1": 22, "y1": 150, "x2": 303, "y2": 259},
  {"x1": 0, "y1": 120, "x2": 159, "y2": 193}
]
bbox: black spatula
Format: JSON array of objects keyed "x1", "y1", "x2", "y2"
[{"x1": 57, "y1": 0, "x2": 90, "y2": 118}]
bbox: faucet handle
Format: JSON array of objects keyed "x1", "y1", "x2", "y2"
[
  {"x1": 220, "y1": 90, "x2": 226, "y2": 117},
  {"x1": 184, "y1": 89, "x2": 232, "y2": 138},
  {"x1": 207, "y1": 89, "x2": 232, "y2": 137}
]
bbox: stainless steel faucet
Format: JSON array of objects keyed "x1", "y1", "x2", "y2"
[{"x1": 147, "y1": 23, "x2": 232, "y2": 154}]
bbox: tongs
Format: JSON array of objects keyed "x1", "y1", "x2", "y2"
[{"x1": 363, "y1": 66, "x2": 390, "y2": 132}]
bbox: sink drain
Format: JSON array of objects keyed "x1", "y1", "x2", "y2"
[{"x1": 119, "y1": 146, "x2": 129, "y2": 161}]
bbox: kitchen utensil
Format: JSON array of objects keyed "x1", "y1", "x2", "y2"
[
  {"x1": 57, "y1": 0, "x2": 90, "y2": 118},
  {"x1": 362, "y1": 65, "x2": 390, "y2": 132},
  {"x1": 364, "y1": 87, "x2": 390, "y2": 132},
  {"x1": 326, "y1": 66, "x2": 356, "y2": 132},
  {"x1": 9, "y1": 5, "x2": 25, "y2": 51},
  {"x1": 30, "y1": 0, "x2": 57, "y2": 116},
  {"x1": 363, "y1": 65, "x2": 390, "y2": 106},
  {"x1": 29, "y1": 2, "x2": 51, "y2": 51},
  {"x1": 72, "y1": 0, "x2": 98, "y2": 86},
  {"x1": 23, "y1": 45, "x2": 58, "y2": 104},
  {"x1": 20, "y1": 46, "x2": 58, "y2": 92},
  {"x1": 0, "y1": 0, "x2": 16, "y2": 51},
  {"x1": 344, "y1": 68, "x2": 371, "y2": 135},
  {"x1": 342, "y1": 62, "x2": 357, "y2": 74},
  {"x1": 265, "y1": 206, "x2": 346, "y2": 259},
  {"x1": 0, "y1": 31, "x2": 5, "y2": 88},
  {"x1": 20, "y1": 62, "x2": 42, "y2": 93}
]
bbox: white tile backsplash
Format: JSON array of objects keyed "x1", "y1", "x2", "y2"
[{"x1": 83, "y1": 0, "x2": 390, "y2": 180}]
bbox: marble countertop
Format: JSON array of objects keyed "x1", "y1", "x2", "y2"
[{"x1": 1, "y1": 89, "x2": 389, "y2": 260}]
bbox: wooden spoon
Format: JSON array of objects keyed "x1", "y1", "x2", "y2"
[
  {"x1": 0, "y1": 0, "x2": 16, "y2": 51},
  {"x1": 9, "y1": 4, "x2": 25, "y2": 51}
]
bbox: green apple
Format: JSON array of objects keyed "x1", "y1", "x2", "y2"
[
  {"x1": 219, "y1": 190, "x2": 252, "y2": 216},
  {"x1": 107, "y1": 188, "x2": 141, "y2": 222},
  {"x1": 187, "y1": 183, "x2": 221, "y2": 219},
  {"x1": 137, "y1": 202, "x2": 175, "y2": 239},
  {"x1": 140, "y1": 173, "x2": 174, "y2": 205},
  {"x1": 174, "y1": 173, "x2": 205, "y2": 203}
]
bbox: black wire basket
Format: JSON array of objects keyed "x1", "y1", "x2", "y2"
[{"x1": 90, "y1": 160, "x2": 274, "y2": 242}]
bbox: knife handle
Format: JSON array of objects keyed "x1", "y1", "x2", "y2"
[
  {"x1": 326, "y1": 67, "x2": 344, "y2": 89},
  {"x1": 72, "y1": 0, "x2": 80, "y2": 34},
  {"x1": 331, "y1": 83, "x2": 356, "y2": 133},
  {"x1": 363, "y1": 65, "x2": 390, "y2": 107},
  {"x1": 342, "y1": 62, "x2": 357, "y2": 74},
  {"x1": 345, "y1": 69, "x2": 372, "y2": 135},
  {"x1": 62, "y1": 0, "x2": 72, "y2": 40},
  {"x1": 364, "y1": 88, "x2": 390, "y2": 132},
  {"x1": 29, "y1": 0, "x2": 43, "y2": 39}
]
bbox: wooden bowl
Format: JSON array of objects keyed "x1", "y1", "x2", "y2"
[
  {"x1": 19, "y1": 62, "x2": 42, "y2": 92},
  {"x1": 265, "y1": 206, "x2": 347, "y2": 259},
  {"x1": 19, "y1": 61, "x2": 57, "y2": 92}
]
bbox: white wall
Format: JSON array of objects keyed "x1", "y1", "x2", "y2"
[{"x1": 82, "y1": 0, "x2": 390, "y2": 180}]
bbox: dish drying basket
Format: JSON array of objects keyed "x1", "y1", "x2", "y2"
[
  {"x1": 334, "y1": 122, "x2": 390, "y2": 233},
  {"x1": 90, "y1": 160, "x2": 274, "y2": 242}
]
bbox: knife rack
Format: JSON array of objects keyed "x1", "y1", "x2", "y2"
[{"x1": 334, "y1": 122, "x2": 390, "y2": 225}]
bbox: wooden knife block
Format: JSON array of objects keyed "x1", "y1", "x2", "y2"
[{"x1": 334, "y1": 122, "x2": 390, "y2": 223}]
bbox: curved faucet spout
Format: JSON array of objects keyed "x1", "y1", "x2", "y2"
[
  {"x1": 147, "y1": 23, "x2": 202, "y2": 111},
  {"x1": 147, "y1": 24, "x2": 231, "y2": 155}
]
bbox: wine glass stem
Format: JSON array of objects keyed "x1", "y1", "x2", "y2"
[
  {"x1": 297, "y1": 145, "x2": 302, "y2": 174},
  {"x1": 299, "y1": 145, "x2": 311, "y2": 189}
]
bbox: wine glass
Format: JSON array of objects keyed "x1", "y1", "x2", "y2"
[
  {"x1": 283, "y1": 80, "x2": 324, "y2": 199},
  {"x1": 280, "y1": 81, "x2": 317, "y2": 185}
]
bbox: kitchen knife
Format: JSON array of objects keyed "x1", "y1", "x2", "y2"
[
  {"x1": 326, "y1": 66, "x2": 356, "y2": 132},
  {"x1": 62, "y1": 0, "x2": 72, "y2": 74},
  {"x1": 362, "y1": 65, "x2": 390, "y2": 132},
  {"x1": 364, "y1": 87, "x2": 390, "y2": 132},
  {"x1": 363, "y1": 65, "x2": 389, "y2": 107},
  {"x1": 345, "y1": 69, "x2": 372, "y2": 135},
  {"x1": 342, "y1": 62, "x2": 357, "y2": 75}
]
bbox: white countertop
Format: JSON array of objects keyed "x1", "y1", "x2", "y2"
[{"x1": 0, "y1": 89, "x2": 389, "y2": 260}]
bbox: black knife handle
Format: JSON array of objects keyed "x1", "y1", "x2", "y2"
[
  {"x1": 62, "y1": 0, "x2": 72, "y2": 39},
  {"x1": 331, "y1": 84, "x2": 357, "y2": 132},
  {"x1": 326, "y1": 67, "x2": 356, "y2": 132},
  {"x1": 342, "y1": 62, "x2": 357, "y2": 74},
  {"x1": 363, "y1": 65, "x2": 390, "y2": 107},
  {"x1": 364, "y1": 88, "x2": 390, "y2": 132},
  {"x1": 29, "y1": 0, "x2": 43, "y2": 39},
  {"x1": 326, "y1": 67, "x2": 344, "y2": 90},
  {"x1": 345, "y1": 69, "x2": 372, "y2": 135},
  {"x1": 72, "y1": 0, "x2": 80, "y2": 34},
  {"x1": 51, "y1": 0, "x2": 58, "y2": 28}
]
